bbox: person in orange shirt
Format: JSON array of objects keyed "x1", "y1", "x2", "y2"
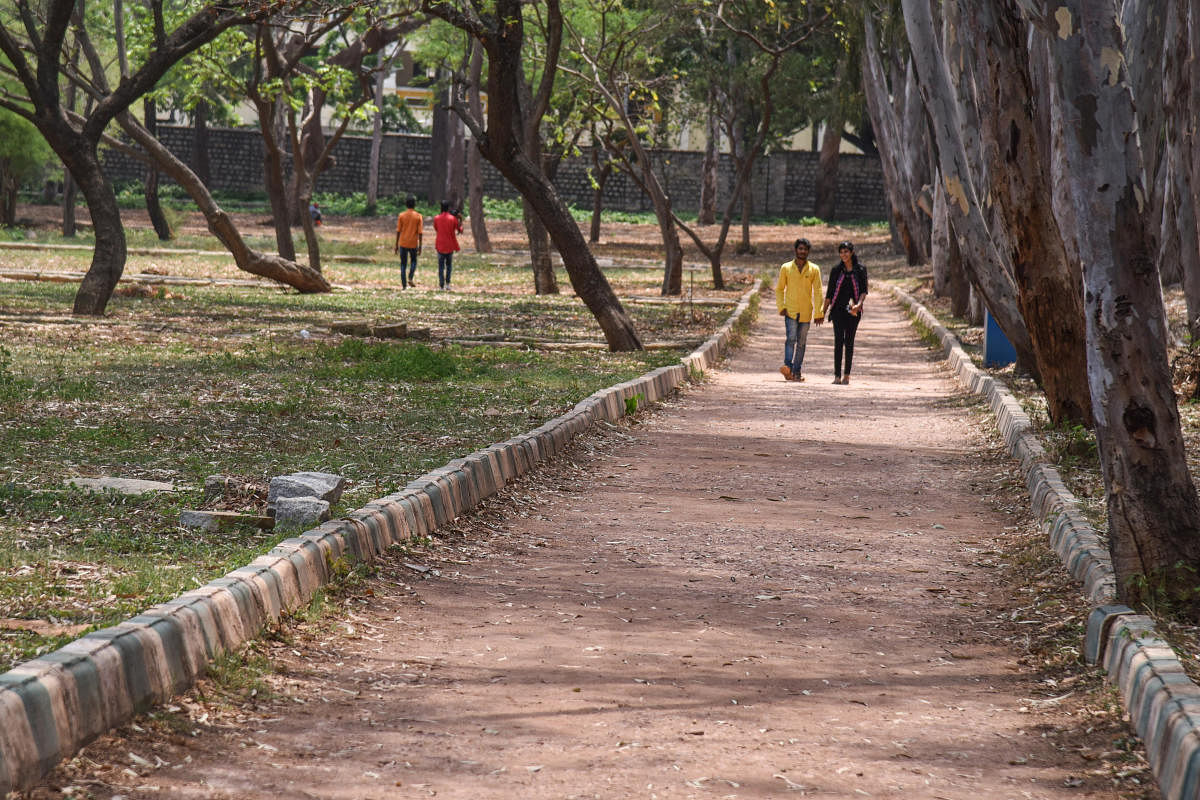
[
  {"x1": 393, "y1": 195, "x2": 423, "y2": 289},
  {"x1": 432, "y1": 200, "x2": 463, "y2": 290}
]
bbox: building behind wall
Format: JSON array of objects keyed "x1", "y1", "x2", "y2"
[{"x1": 101, "y1": 126, "x2": 888, "y2": 221}]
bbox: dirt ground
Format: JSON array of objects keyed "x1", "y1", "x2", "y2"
[{"x1": 26, "y1": 289, "x2": 1155, "y2": 799}]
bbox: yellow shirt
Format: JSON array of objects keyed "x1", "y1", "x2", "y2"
[{"x1": 776, "y1": 259, "x2": 825, "y2": 322}]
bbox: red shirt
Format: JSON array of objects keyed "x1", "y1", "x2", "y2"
[{"x1": 433, "y1": 212, "x2": 462, "y2": 254}]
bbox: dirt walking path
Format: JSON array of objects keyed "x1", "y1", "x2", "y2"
[{"x1": 54, "y1": 294, "x2": 1135, "y2": 799}]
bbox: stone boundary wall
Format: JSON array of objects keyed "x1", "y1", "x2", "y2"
[
  {"x1": 0, "y1": 284, "x2": 760, "y2": 795},
  {"x1": 888, "y1": 285, "x2": 1200, "y2": 800},
  {"x1": 100, "y1": 127, "x2": 887, "y2": 221}
]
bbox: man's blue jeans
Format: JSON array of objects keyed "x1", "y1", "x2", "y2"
[
  {"x1": 399, "y1": 248, "x2": 418, "y2": 287},
  {"x1": 783, "y1": 315, "x2": 811, "y2": 376},
  {"x1": 438, "y1": 252, "x2": 453, "y2": 288}
]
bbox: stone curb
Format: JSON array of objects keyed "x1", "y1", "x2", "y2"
[
  {"x1": 888, "y1": 285, "x2": 1200, "y2": 800},
  {"x1": 0, "y1": 281, "x2": 761, "y2": 795}
]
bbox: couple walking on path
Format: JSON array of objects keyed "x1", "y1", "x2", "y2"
[
  {"x1": 55, "y1": 289, "x2": 1140, "y2": 799},
  {"x1": 777, "y1": 238, "x2": 867, "y2": 384}
]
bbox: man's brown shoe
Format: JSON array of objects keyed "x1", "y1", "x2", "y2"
[{"x1": 779, "y1": 365, "x2": 793, "y2": 381}]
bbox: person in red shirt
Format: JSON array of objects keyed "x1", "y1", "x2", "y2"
[{"x1": 432, "y1": 201, "x2": 463, "y2": 290}]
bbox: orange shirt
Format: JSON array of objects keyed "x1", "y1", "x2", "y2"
[{"x1": 396, "y1": 209, "x2": 423, "y2": 249}]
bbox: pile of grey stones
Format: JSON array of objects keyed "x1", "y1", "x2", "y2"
[{"x1": 180, "y1": 471, "x2": 346, "y2": 532}]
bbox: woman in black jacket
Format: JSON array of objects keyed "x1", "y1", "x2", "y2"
[{"x1": 821, "y1": 241, "x2": 868, "y2": 385}]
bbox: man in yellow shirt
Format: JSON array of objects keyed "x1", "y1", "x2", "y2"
[
  {"x1": 775, "y1": 238, "x2": 825, "y2": 381},
  {"x1": 393, "y1": 195, "x2": 423, "y2": 289}
]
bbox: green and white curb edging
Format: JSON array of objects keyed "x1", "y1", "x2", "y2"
[
  {"x1": 889, "y1": 285, "x2": 1200, "y2": 800},
  {"x1": 0, "y1": 282, "x2": 760, "y2": 795}
]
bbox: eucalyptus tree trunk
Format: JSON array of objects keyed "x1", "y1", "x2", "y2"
[
  {"x1": 860, "y1": 27, "x2": 927, "y2": 265},
  {"x1": 467, "y1": 41, "x2": 491, "y2": 253},
  {"x1": 899, "y1": 62, "x2": 930, "y2": 259},
  {"x1": 366, "y1": 60, "x2": 387, "y2": 215},
  {"x1": 813, "y1": 120, "x2": 842, "y2": 222},
  {"x1": 952, "y1": 0, "x2": 1090, "y2": 424},
  {"x1": 895, "y1": 4, "x2": 1036, "y2": 371},
  {"x1": 1184, "y1": 1, "x2": 1200, "y2": 340},
  {"x1": 697, "y1": 93, "x2": 719, "y2": 226},
  {"x1": 1035, "y1": 0, "x2": 1200, "y2": 613},
  {"x1": 931, "y1": 170, "x2": 970, "y2": 317}
]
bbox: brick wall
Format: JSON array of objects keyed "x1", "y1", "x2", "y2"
[{"x1": 102, "y1": 126, "x2": 887, "y2": 221}]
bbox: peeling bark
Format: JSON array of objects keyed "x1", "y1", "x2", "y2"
[
  {"x1": 896, "y1": 4, "x2": 1037, "y2": 370},
  {"x1": 1033, "y1": 0, "x2": 1200, "y2": 612}
]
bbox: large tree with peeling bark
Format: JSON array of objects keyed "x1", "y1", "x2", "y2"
[
  {"x1": 943, "y1": 0, "x2": 1091, "y2": 425},
  {"x1": 423, "y1": 0, "x2": 641, "y2": 351},
  {"x1": 1028, "y1": 0, "x2": 1200, "y2": 612}
]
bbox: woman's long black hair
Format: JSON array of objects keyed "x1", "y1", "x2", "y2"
[{"x1": 838, "y1": 240, "x2": 864, "y2": 271}]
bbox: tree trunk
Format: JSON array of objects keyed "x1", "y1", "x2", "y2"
[
  {"x1": 0, "y1": 159, "x2": 16, "y2": 227},
  {"x1": 143, "y1": 98, "x2": 172, "y2": 241},
  {"x1": 426, "y1": 0, "x2": 640, "y2": 350},
  {"x1": 467, "y1": 42, "x2": 491, "y2": 253},
  {"x1": 697, "y1": 93, "x2": 718, "y2": 226},
  {"x1": 192, "y1": 99, "x2": 212, "y2": 187},
  {"x1": 931, "y1": 169, "x2": 969, "y2": 317},
  {"x1": 895, "y1": 5, "x2": 1037, "y2": 371},
  {"x1": 61, "y1": 46, "x2": 81, "y2": 239},
  {"x1": 446, "y1": 101, "x2": 465, "y2": 211},
  {"x1": 504, "y1": 153, "x2": 640, "y2": 349},
  {"x1": 524, "y1": 199, "x2": 559, "y2": 294},
  {"x1": 61, "y1": 170, "x2": 77, "y2": 237},
  {"x1": 116, "y1": 111, "x2": 331, "y2": 292},
  {"x1": 1038, "y1": 0, "x2": 1200, "y2": 613},
  {"x1": 861, "y1": 31, "x2": 929, "y2": 265},
  {"x1": 257, "y1": 99, "x2": 296, "y2": 261},
  {"x1": 589, "y1": 149, "x2": 612, "y2": 244},
  {"x1": 1185, "y1": 0, "x2": 1200, "y2": 341},
  {"x1": 900, "y1": 61, "x2": 931, "y2": 261},
  {"x1": 366, "y1": 62, "x2": 386, "y2": 215},
  {"x1": 736, "y1": 178, "x2": 752, "y2": 254},
  {"x1": 955, "y1": 0, "x2": 1090, "y2": 425},
  {"x1": 429, "y1": 85, "x2": 452, "y2": 207},
  {"x1": 813, "y1": 121, "x2": 842, "y2": 221},
  {"x1": 468, "y1": 138, "x2": 491, "y2": 252},
  {"x1": 65, "y1": 148, "x2": 126, "y2": 315}
]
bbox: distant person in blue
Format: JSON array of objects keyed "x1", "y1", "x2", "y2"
[
  {"x1": 309, "y1": 201, "x2": 323, "y2": 226},
  {"x1": 821, "y1": 240, "x2": 868, "y2": 385}
]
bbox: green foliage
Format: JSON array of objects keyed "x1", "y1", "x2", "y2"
[
  {"x1": 624, "y1": 393, "x2": 644, "y2": 415},
  {"x1": 0, "y1": 107, "x2": 53, "y2": 187}
]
